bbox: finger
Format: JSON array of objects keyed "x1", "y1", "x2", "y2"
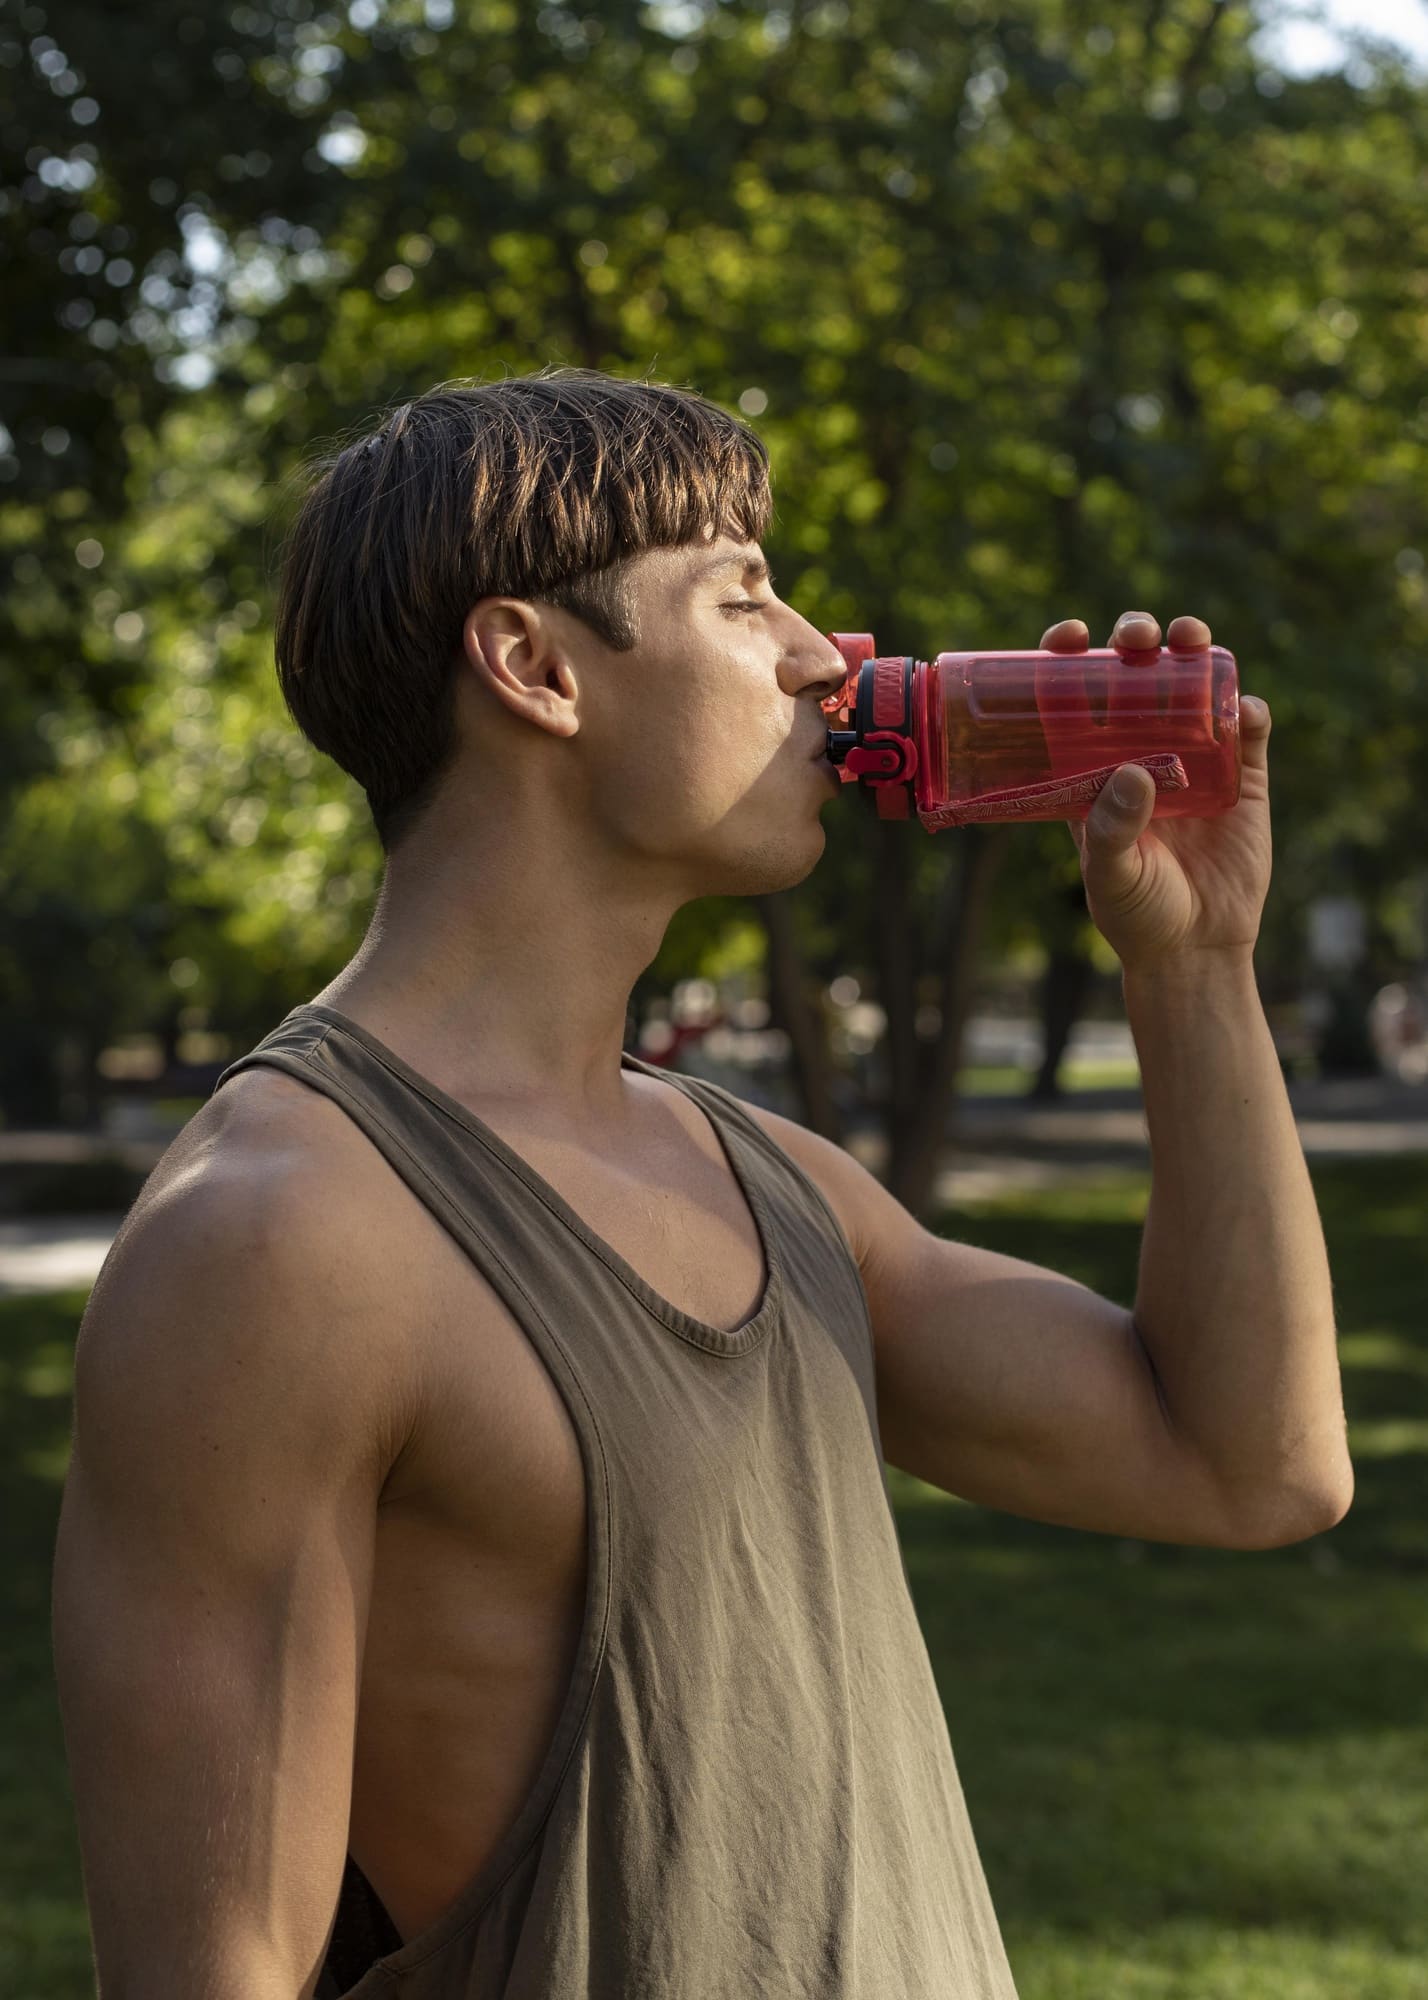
[
  {"x1": 1166, "y1": 613, "x2": 1212, "y2": 650},
  {"x1": 1041, "y1": 617, "x2": 1090, "y2": 653},
  {"x1": 1077, "y1": 762, "x2": 1156, "y2": 894},
  {"x1": 1239, "y1": 694, "x2": 1272, "y2": 765},
  {"x1": 1109, "y1": 610, "x2": 1161, "y2": 655}
]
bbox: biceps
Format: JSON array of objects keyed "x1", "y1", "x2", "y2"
[{"x1": 868, "y1": 1231, "x2": 1237, "y2": 1546}]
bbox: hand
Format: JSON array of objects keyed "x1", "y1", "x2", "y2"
[{"x1": 1040, "y1": 610, "x2": 1273, "y2": 974}]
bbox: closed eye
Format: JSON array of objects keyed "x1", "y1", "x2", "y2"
[{"x1": 719, "y1": 567, "x2": 777, "y2": 614}]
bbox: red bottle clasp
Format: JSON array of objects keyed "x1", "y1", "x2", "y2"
[{"x1": 844, "y1": 731, "x2": 919, "y2": 784}]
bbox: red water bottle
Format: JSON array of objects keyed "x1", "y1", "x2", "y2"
[{"x1": 821, "y1": 632, "x2": 1241, "y2": 829}]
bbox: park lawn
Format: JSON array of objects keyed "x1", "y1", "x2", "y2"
[
  {"x1": 2, "y1": 1154, "x2": 1424, "y2": 1997},
  {"x1": 901, "y1": 1151, "x2": 1428, "y2": 1998},
  {"x1": 956, "y1": 1056, "x2": 1143, "y2": 1095}
]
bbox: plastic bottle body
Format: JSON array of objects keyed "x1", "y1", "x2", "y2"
[
  {"x1": 823, "y1": 635, "x2": 1241, "y2": 829},
  {"x1": 916, "y1": 644, "x2": 1239, "y2": 827}
]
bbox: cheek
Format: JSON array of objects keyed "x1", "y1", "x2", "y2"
[
  {"x1": 601, "y1": 725, "x2": 776, "y2": 843},
  {"x1": 591, "y1": 657, "x2": 783, "y2": 818}
]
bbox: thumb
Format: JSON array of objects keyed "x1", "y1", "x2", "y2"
[{"x1": 1090, "y1": 763, "x2": 1156, "y2": 844}]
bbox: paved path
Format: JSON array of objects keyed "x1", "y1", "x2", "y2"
[
  {"x1": 3, "y1": 1068, "x2": 1423, "y2": 1299},
  {"x1": 0, "y1": 1215, "x2": 127, "y2": 1300},
  {"x1": 850, "y1": 1070, "x2": 1428, "y2": 1205}
]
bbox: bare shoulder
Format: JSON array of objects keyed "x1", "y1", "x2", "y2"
[
  {"x1": 131, "y1": 1061, "x2": 374, "y2": 1215},
  {"x1": 726, "y1": 1092, "x2": 925, "y2": 1278},
  {"x1": 125, "y1": 1061, "x2": 426, "y2": 1273},
  {"x1": 79, "y1": 1065, "x2": 427, "y2": 1493}
]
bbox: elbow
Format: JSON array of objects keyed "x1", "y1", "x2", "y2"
[{"x1": 1229, "y1": 1467, "x2": 1355, "y2": 1550}]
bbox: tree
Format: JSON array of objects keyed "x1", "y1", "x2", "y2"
[{"x1": 4, "y1": 1, "x2": 1426, "y2": 1209}]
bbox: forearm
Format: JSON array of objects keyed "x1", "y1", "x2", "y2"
[{"x1": 1124, "y1": 949, "x2": 1353, "y2": 1536}]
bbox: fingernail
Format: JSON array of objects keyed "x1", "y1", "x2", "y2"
[{"x1": 1111, "y1": 770, "x2": 1139, "y2": 806}]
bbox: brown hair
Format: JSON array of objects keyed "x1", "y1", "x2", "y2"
[{"x1": 272, "y1": 366, "x2": 774, "y2": 856}]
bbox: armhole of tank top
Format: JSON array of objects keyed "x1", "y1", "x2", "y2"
[
  {"x1": 213, "y1": 1046, "x2": 620, "y2": 1968},
  {"x1": 655, "y1": 1067, "x2": 877, "y2": 1356}
]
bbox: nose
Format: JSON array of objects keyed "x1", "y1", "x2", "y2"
[
  {"x1": 814, "y1": 635, "x2": 855, "y2": 721},
  {"x1": 795, "y1": 622, "x2": 853, "y2": 701},
  {"x1": 778, "y1": 608, "x2": 855, "y2": 712}
]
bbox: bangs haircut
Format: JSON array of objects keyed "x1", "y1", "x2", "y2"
[{"x1": 271, "y1": 366, "x2": 775, "y2": 856}]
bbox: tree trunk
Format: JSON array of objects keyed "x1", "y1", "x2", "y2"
[
  {"x1": 884, "y1": 822, "x2": 1009, "y2": 1217},
  {"x1": 751, "y1": 826, "x2": 1009, "y2": 1218},
  {"x1": 1026, "y1": 880, "x2": 1098, "y2": 1101},
  {"x1": 0, "y1": 1017, "x2": 62, "y2": 1127},
  {"x1": 872, "y1": 815, "x2": 921, "y2": 1172},
  {"x1": 159, "y1": 999, "x2": 184, "y2": 1074},
  {"x1": 751, "y1": 890, "x2": 845, "y2": 1142},
  {"x1": 1026, "y1": 940, "x2": 1095, "y2": 1100}
]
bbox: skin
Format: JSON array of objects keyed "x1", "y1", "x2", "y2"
[
  {"x1": 329, "y1": 582, "x2": 1274, "y2": 1119},
  {"x1": 1042, "y1": 609, "x2": 1274, "y2": 974},
  {"x1": 50, "y1": 546, "x2": 1336, "y2": 2000},
  {"x1": 315, "y1": 527, "x2": 847, "y2": 1134}
]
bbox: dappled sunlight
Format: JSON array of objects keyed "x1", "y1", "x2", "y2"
[
  {"x1": 1338, "y1": 1330, "x2": 1428, "y2": 1376},
  {"x1": 884, "y1": 1151, "x2": 1428, "y2": 1989},
  {"x1": 947, "y1": 1169, "x2": 1151, "y2": 1229},
  {"x1": 5, "y1": 1142, "x2": 1427, "y2": 1991},
  {"x1": 1345, "y1": 1419, "x2": 1428, "y2": 1459},
  {"x1": 1009, "y1": 1920, "x2": 1428, "y2": 1999}
]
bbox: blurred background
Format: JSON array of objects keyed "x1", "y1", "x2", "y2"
[{"x1": 4, "y1": 2, "x2": 1427, "y2": 1995}]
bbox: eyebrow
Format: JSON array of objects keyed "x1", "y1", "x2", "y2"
[{"x1": 688, "y1": 552, "x2": 773, "y2": 588}]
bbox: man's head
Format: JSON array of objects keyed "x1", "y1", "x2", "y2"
[{"x1": 274, "y1": 367, "x2": 845, "y2": 894}]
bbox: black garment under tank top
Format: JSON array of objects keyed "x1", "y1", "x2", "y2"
[{"x1": 210, "y1": 1002, "x2": 1019, "y2": 1999}]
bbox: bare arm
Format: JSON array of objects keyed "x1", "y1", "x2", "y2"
[
  {"x1": 741, "y1": 1097, "x2": 1347, "y2": 1550},
  {"x1": 1123, "y1": 951, "x2": 1351, "y2": 1538},
  {"x1": 51, "y1": 1164, "x2": 415, "y2": 1999}
]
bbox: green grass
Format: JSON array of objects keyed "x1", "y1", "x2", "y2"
[
  {"x1": 3, "y1": 1156, "x2": 1424, "y2": 1996},
  {"x1": 895, "y1": 1152, "x2": 1428, "y2": 1997},
  {"x1": 958, "y1": 1057, "x2": 1144, "y2": 1094}
]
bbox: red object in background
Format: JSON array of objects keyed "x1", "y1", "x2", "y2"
[{"x1": 822, "y1": 632, "x2": 1241, "y2": 829}]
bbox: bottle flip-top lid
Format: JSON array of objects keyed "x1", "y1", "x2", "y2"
[
  {"x1": 822, "y1": 631, "x2": 876, "y2": 717},
  {"x1": 822, "y1": 630, "x2": 921, "y2": 819}
]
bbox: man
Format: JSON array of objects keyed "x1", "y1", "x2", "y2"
[{"x1": 51, "y1": 367, "x2": 1351, "y2": 1999}]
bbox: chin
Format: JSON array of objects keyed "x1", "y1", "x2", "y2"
[{"x1": 701, "y1": 820, "x2": 827, "y2": 898}]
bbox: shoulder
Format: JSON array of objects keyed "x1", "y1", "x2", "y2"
[
  {"x1": 80, "y1": 1067, "x2": 427, "y2": 1484},
  {"x1": 130, "y1": 1061, "x2": 417, "y2": 1258}
]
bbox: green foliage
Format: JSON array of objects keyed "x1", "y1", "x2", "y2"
[{"x1": 3, "y1": 0, "x2": 1427, "y2": 1110}]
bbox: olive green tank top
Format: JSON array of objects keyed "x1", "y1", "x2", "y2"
[{"x1": 211, "y1": 1002, "x2": 1019, "y2": 1999}]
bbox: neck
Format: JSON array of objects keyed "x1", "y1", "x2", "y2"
[{"x1": 310, "y1": 820, "x2": 686, "y2": 1128}]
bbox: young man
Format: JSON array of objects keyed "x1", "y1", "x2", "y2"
[{"x1": 52, "y1": 368, "x2": 1351, "y2": 1999}]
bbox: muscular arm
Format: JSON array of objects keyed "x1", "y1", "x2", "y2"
[
  {"x1": 741, "y1": 1097, "x2": 1342, "y2": 1550},
  {"x1": 51, "y1": 1163, "x2": 416, "y2": 1999}
]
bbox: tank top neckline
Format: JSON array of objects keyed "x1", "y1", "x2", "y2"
[{"x1": 289, "y1": 1001, "x2": 783, "y2": 1358}]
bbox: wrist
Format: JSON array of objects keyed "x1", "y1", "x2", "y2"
[{"x1": 1121, "y1": 945, "x2": 1257, "y2": 990}]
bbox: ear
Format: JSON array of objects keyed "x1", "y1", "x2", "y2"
[{"x1": 462, "y1": 599, "x2": 580, "y2": 739}]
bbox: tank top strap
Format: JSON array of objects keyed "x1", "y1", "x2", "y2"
[{"x1": 622, "y1": 1052, "x2": 875, "y2": 1369}]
